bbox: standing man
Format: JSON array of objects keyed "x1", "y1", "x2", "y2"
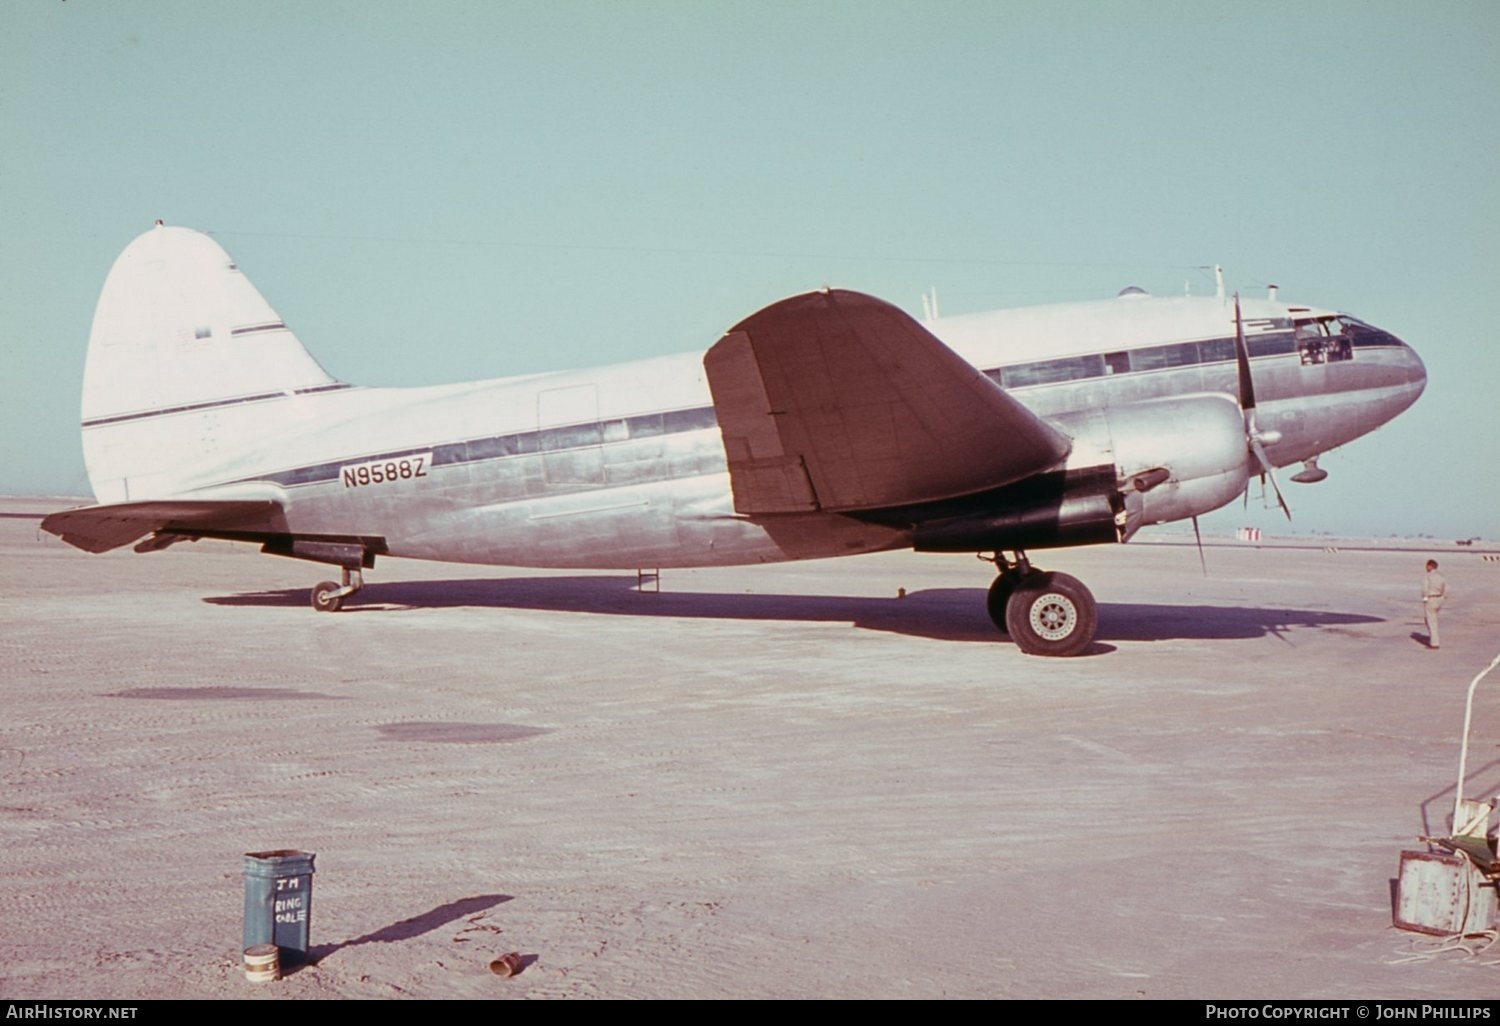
[{"x1": 1422, "y1": 559, "x2": 1447, "y2": 649}]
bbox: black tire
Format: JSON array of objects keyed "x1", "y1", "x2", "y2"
[
  {"x1": 986, "y1": 574, "x2": 1017, "y2": 633},
  {"x1": 311, "y1": 581, "x2": 344, "y2": 613},
  {"x1": 1004, "y1": 571, "x2": 1096, "y2": 657}
]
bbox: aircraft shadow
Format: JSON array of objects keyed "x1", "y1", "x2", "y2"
[
  {"x1": 299, "y1": 893, "x2": 513, "y2": 971},
  {"x1": 207, "y1": 576, "x2": 1385, "y2": 646}
]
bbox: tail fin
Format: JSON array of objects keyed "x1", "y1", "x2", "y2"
[{"x1": 81, "y1": 223, "x2": 344, "y2": 502}]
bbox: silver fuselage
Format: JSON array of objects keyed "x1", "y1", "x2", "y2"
[{"x1": 114, "y1": 292, "x2": 1422, "y2": 570}]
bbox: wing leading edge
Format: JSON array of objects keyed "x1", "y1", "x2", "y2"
[{"x1": 705, "y1": 289, "x2": 1071, "y2": 515}]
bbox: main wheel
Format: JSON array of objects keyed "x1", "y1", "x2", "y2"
[
  {"x1": 1004, "y1": 572, "x2": 1096, "y2": 657},
  {"x1": 986, "y1": 574, "x2": 1017, "y2": 633},
  {"x1": 311, "y1": 581, "x2": 344, "y2": 613}
]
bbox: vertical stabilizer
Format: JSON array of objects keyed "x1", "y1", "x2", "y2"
[{"x1": 81, "y1": 224, "x2": 343, "y2": 502}]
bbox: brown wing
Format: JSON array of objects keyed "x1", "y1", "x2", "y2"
[{"x1": 705, "y1": 289, "x2": 1071, "y2": 514}]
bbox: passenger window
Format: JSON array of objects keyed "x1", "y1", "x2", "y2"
[
  {"x1": 1003, "y1": 355, "x2": 1103, "y2": 387},
  {"x1": 626, "y1": 413, "x2": 664, "y2": 438},
  {"x1": 466, "y1": 436, "x2": 508, "y2": 461},
  {"x1": 1198, "y1": 337, "x2": 1235, "y2": 363},
  {"x1": 663, "y1": 407, "x2": 717, "y2": 432},
  {"x1": 1132, "y1": 342, "x2": 1199, "y2": 371},
  {"x1": 1247, "y1": 332, "x2": 1296, "y2": 358}
]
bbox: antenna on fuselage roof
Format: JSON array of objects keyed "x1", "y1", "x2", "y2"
[
  {"x1": 1195, "y1": 265, "x2": 1227, "y2": 302},
  {"x1": 920, "y1": 287, "x2": 940, "y2": 322}
]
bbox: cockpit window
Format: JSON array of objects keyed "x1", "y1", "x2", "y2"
[
  {"x1": 1295, "y1": 316, "x2": 1353, "y2": 365},
  {"x1": 1339, "y1": 317, "x2": 1406, "y2": 349}
]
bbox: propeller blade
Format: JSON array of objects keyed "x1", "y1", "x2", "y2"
[
  {"x1": 1234, "y1": 290, "x2": 1291, "y2": 521},
  {"x1": 1250, "y1": 435, "x2": 1292, "y2": 521},
  {"x1": 1192, "y1": 515, "x2": 1207, "y2": 576},
  {"x1": 1233, "y1": 292, "x2": 1255, "y2": 412}
]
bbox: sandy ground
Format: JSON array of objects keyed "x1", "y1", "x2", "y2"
[{"x1": 0, "y1": 500, "x2": 1496, "y2": 999}]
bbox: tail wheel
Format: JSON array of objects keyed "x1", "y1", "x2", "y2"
[
  {"x1": 1004, "y1": 572, "x2": 1096, "y2": 657},
  {"x1": 986, "y1": 574, "x2": 1017, "y2": 633},
  {"x1": 311, "y1": 581, "x2": 344, "y2": 613}
]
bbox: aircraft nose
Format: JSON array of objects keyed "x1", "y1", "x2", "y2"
[
  {"x1": 1345, "y1": 319, "x2": 1427, "y2": 425},
  {"x1": 1384, "y1": 329, "x2": 1428, "y2": 416},
  {"x1": 1398, "y1": 332, "x2": 1427, "y2": 396}
]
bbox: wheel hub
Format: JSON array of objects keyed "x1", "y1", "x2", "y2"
[{"x1": 1029, "y1": 593, "x2": 1078, "y2": 641}]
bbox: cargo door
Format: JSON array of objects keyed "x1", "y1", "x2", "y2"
[{"x1": 537, "y1": 384, "x2": 604, "y2": 486}]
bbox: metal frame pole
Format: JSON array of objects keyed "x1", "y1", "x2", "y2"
[{"x1": 1452, "y1": 652, "x2": 1500, "y2": 835}]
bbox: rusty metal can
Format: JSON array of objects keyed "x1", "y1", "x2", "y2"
[{"x1": 488, "y1": 952, "x2": 522, "y2": 977}]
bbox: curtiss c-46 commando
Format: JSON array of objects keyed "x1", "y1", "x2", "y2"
[{"x1": 43, "y1": 224, "x2": 1427, "y2": 655}]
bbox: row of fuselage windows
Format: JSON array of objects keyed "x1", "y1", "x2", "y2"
[
  {"x1": 465, "y1": 406, "x2": 722, "y2": 459},
  {"x1": 988, "y1": 325, "x2": 1404, "y2": 390},
  {"x1": 260, "y1": 406, "x2": 723, "y2": 486},
  {"x1": 262, "y1": 326, "x2": 1405, "y2": 487}
]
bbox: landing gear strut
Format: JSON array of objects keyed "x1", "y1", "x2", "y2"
[
  {"x1": 311, "y1": 567, "x2": 364, "y2": 613},
  {"x1": 984, "y1": 552, "x2": 1030, "y2": 633},
  {"x1": 981, "y1": 551, "x2": 1097, "y2": 657}
]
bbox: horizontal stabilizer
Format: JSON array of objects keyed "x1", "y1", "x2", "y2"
[
  {"x1": 705, "y1": 290, "x2": 1071, "y2": 514},
  {"x1": 41, "y1": 499, "x2": 284, "y2": 554}
]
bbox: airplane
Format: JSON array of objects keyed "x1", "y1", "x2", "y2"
[{"x1": 41, "y1": 223, "x2": 1428, "y2": 656}]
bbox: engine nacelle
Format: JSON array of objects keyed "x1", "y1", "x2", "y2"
[
  {"x1": 1060, "y1": 393, "x2": 1251, "y2": 537},
  {"x1": 907, "y1": 394, "x2": 1249, "y2": 553},
  {"x1": 909, "y1": 467, "x2": 1121, "y2": 552}
]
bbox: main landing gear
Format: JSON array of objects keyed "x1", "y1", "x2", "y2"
[
  {"x1": 311, "y1": 567, "x2": 364, "y2": 613},
  {"x1": 982, "y1": 552, "x2": 1097, "y2": 657}
]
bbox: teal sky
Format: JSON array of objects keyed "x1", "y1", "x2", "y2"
[{"x1": 3, "y1": 1, "x2": 1496, "y2": 538}]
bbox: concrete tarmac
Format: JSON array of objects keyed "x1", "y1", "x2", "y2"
[{"x1": 1, "y1": 501, "x2": 1496, "y2": 999}]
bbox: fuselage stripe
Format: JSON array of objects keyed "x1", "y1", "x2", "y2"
[
  {"x1": 223, "y1": 330, "x2": 1415, "y2": 489},
  {"x1": 248, "y1": 406, "x2": 722, "y2": 488},
  {"x1": 230, "y1": 322, "x2": 288, "y2": 336},
  {"x1": 81, "y1": 384, "x2": 353, "y2": 428}
]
